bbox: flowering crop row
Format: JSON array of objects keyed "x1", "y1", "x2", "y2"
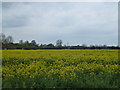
[{"x1": 2, "y1": 49, "x2": 120, "y2": 88}]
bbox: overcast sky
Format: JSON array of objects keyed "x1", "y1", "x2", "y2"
[{"x1": 2, "y1": 2, "x2": 118, "y2": 46}]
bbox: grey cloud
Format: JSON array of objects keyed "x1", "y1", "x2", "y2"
[
  {"x1": 3, "y1": 16, "x2": 28, "y2": 28},
  {"x1": 2, "y1": 2, "x2": 118, "y2": 45},
  {"x1": 0, "y1": 2, "x2": 2, "y2": 32}
]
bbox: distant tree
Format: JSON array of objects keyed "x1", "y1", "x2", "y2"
[
  {"x1": 31, "y1": 40, "x2": 36, "y2": 45},
  {"x1": 41, "y1": 44, "x2": 47, "y2": 48},
  {"x1": 24, "y1": 40, "x2": 29, "y2": 44},
  {"x1": 0, "y1": 33, "x2": 2, "y2": 43},
  {"x1": 63, "y1": 44, "x2": 66, "y2": 47},
  {"x1": 47, "y1": 43, "x2": 54, "y2": 47},
  {"x1": 90, "y1": 45, "x2": 94, "y2": 49},
  {"x1": 118, "y1": 42, "x2": 120, "y2": 47},
  {"x1": 103, "y1": 44, "x2": 107, "y2": 47},
  {"x1": 6, "y1": 35, "x2": 14, "y2": 44},
  {"x1": 0, "y1": 33, "x2": 6, "y2": 44},
  {"x1": 56, "y1": 40, "x2": 62, "y2": 47},
  {"x1": 82, "y1": 44, "x2": 87, "y2": 47},
  {"x1": 40, "y1": 44, "x2": 43, "y2": 47},
  {"x1": 19, "y1": 40, "x2": 23, "y2": 44}
]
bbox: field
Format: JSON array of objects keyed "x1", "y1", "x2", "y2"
[{"x1": 2, "y1": 49, "x2": 120, "y2": 88}]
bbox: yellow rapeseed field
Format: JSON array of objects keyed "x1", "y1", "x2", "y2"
[{"x1": 2, "y1": 49, "x2": 120, "y2": 88}]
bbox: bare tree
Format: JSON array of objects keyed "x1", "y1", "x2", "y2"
[
  {"x1": 56, "y1": 40, "x2": 62, "y2": 47},
  {"x1": 6, "y1": 35, "x2": 14, "y2": 44}
]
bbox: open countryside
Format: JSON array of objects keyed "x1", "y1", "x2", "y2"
[
  {"x1": 2, "y1": 49, "x2": 119, "y2": 88},
  {"x1": 2, "y1": 2, "x2": 119, "y2": 88}
]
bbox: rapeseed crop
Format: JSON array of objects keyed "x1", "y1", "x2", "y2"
[{"x1": 2, "y1": 49, "x2": 120, "y2": 88}]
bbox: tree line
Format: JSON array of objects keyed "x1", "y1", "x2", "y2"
[{"x1": 0, "y1": 33, "x2": 119, "y2": 49}]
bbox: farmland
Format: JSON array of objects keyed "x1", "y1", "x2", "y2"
[{"x1": 2, "y1": 49, "x2": 120, "y2": 88}]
